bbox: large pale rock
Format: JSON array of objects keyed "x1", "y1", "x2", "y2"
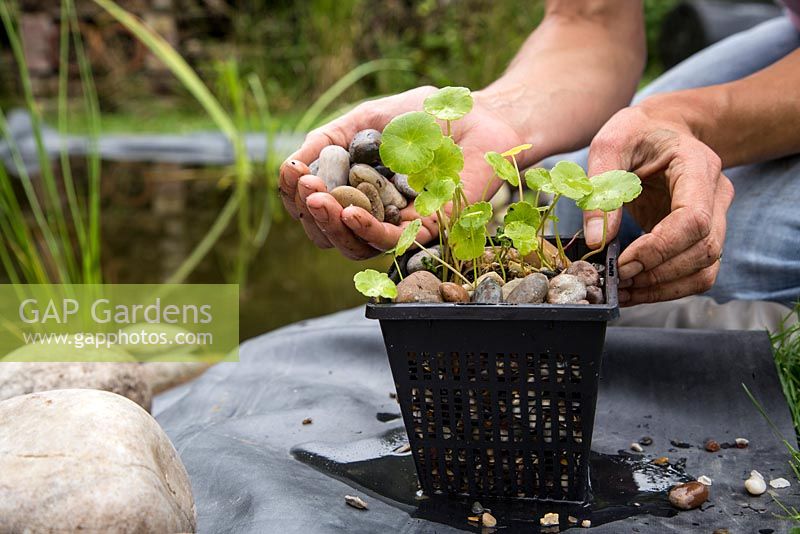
[
  {"x1": 0, "y1": 362, "x2": 152, "y2": 411},
  {"x1": 0, "y1": 389, "x2": 196, "y2": 533}
]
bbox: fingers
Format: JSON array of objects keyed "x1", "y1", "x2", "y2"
[
  {"x1": 623, "y1": 175, "x2": 732, "y2": 290},
  {"x1": 618, "y1": 263, "x2": 721, "y2": 306},
  {"x1": 279, "y1": 159, "x2": 309, "y2": 220},
  {"x1": 296, "y1": 175, "x2": 333, "y2": 248},
  {"x1": 305, "y1": 192, "x2": 378, "y2": 259},
  {"x1": 583, "y1": 208, "x2": 623, "y2": 249},
  {"x1": 341, "y1": 207, "x2": 434, "y2": 251}
]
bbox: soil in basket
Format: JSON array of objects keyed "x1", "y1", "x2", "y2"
[{"x1": 291, "y1": 426, "x2": 691, "y2": 531}]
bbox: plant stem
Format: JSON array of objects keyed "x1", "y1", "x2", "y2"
[
  {"x1": 552, "y1": 218, "x2": 568, "y2": 267},
  {"x1": 393, "y1": 256, "x2": 404, "y2": 281},
  {"x1": 481, "y1": 177, "x2": 496, "y2": 202},
  {"x1": 435, "y1": 208, "x2": 446, "y2": 282},
  {"x1": 446, "y1": 120, "x2": 452, "y2": 137},
  {"x1": 512, "y1": 155, "x2": 523, "y2": 201},
  {"x1": 414, "y1": 240, "x2": 471, "y2": 285},
  {"x1": 581, "y1": 211, "x2": 608, "y2": 262},
  {"x1": 486, "y1": 232, "x2": 505, "y2": 282}
]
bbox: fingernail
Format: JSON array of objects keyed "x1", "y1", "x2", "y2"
[
  {"x1": 585, "y1": 217, "x2": 604, "y2": 245},
  {"x1": 618, "y1": 289, "x2": 630, "y2": 303},
  {"x1": 618, "y1": 278, "x2": 633, "y2": 289},
  {"x1": 619, "y1": 261, "x2": 644, "y2": 281},
  {"x1": 284, "y1": 159, "x2": 309, "y2": 177}
]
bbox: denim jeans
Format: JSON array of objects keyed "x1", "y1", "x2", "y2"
[{"x1": 549, "y1": 17, "x2": 800, "y2": 305}]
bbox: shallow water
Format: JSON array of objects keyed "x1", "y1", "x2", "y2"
[{"x1": 291, "y1": 424, "x2": 692, "y2": 532}]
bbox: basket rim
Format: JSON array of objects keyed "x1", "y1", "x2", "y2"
[{"x1": 366, "y1": 238, "x2": 620, "y2": 322}]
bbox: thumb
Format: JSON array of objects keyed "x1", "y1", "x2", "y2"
[{"x1": 583, "y1": 139, "x2": 628, "y2": 249}]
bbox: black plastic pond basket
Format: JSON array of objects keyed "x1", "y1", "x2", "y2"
[{"x1": 366, "y1": 238, "x2": 619, "y2": 503}]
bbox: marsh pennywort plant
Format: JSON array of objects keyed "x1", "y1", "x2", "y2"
[{"x1": 354, "y1": 87, "x2": 643, "y2": 300}]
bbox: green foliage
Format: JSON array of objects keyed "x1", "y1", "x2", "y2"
[
  {"x1": 458, "y1": 202, "x2": 493, "y2": 229},
  {"x1": 423, "y1": 86, "x2": 473, "y2": 121},
  {"x1": 524, "y1": 168, "x2": 553, "y2": 193},
  {"x1": 449, "y1": 223, "x2": 485, "y2": 261},
  {"x1": 380, "y1": 111, "x2": 444, "y2": 174},
  {"x1": 503, "y1": 221, "x2": 539, "y2": 256},
  {"x1": 408, "y1": 136, "x2": 464, "y2": 191},
  {"x1": 484, "y1": 152, "x2": 519, "y2": 187},
  {"x1": 395, "y1": 219, "x2": 422, "y2": 256},
  {"x1": 502, "y1": 144, "x2": 533, "y2": 157},
  {"x1": 415, "y1": 177, "x2": 457, "y2": 217},
  {"x1": 504, "y1": 201, "x2": 541, "y2": 228},
  {"x1": 549, "y1": 161, "x2": 593, "y2": 200},
  {"x1": 578, "y1": 170, "x2": 643, "y2": 211},
  {"x1": 354, "y1": 269, "x2": 397, "y2": 299}
]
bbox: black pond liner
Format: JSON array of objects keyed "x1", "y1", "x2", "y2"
[{"x1": 366, "y1": 237, "x2": 619, "y2": 503}]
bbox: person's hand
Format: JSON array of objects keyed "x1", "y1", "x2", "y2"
[
  {"x1": 584, "y1": 101, "x2": 735, "y2": 305},
  {"x1": 279, "y1": 86, "x2": 528, "y2": 259}
]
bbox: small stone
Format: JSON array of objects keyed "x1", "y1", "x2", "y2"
[
  {"x1": 302, "y1": 417, "x2": 312, "y2": 425},
  {"x1": 472, "y1": 278, "x2": 502, "y2": 304},
  {"x1": 585, "y1": 285, "x2": 604, "y2": 304},
  {"x1": 317, "y1": 145, "x2": 350, "y2": 191},
  {"x1": 670, "y1": 439, "x2": 691, "y2": 449},
  {"x1": 567, "y1": 515, "x2": 578, "y2": 524},
  {"x1": 581, "y1": 519, "x2": 592, "y2": 528},
  {"x1": 712, "y1": 530, "x2": 730, "y2": 534},
  {"x1": 330, "y1": 185, "x2": 372, "y2": 212},
  {"x1": 769, "y1": 477, "x2": 790, "y2": 489},
  {"x1": 501, "y1": 278, "x2": 524, "y2": 301},
  {"x1": 705, "y1": 439, "x2": 720, "y2": 452},
  {"x1": 652, "y1": 456, "x2": 669, "y2": 466},
  {"x1": 309, "y1": 158, "x2": 320, "y2": 175},
  {"x1": 540, "y1": 512, "x2": 559, "y2": 527},
  {"x1": 440, "y1": 282, "x2": 470, "y2": 303},
  {"x1": 395, "y1": 271, "x2": 443, "y2": 304},
  {"x1": 393, "y1": 443, "x2": 411, "y2": 454},
  {"x1": 547, "y1": 274, "x2": 587, "y2": 304},
  {"x1": 745, "y1": 473, "x2": 767, "y2": 496},
  {"x1": 391, "y1": 173, "x2": 418, "y2": 199},
  {"x1": 349, "y1": 129, "x2": 382, "y2": 164},
  {"x1": 564, "y1": 260, "x2": 601, "y2": 286},
  {"x1": 467, "y1": 515, "x2": 480, "y2": 523},
  {"x1": 735, "y1": 437, "x2": 749, "y2": 448},
  {"x1": 697, "y1": 475, "x2": 713, "y2": 486},
  {"x1": 576, "y1": 299, "x2": 590, "y2": 304},
  {"x1": 481, "y1": 512, "x2": 497, "y2": 527},
  {"x1": 630, "y1": 442, "x2": 643, "y2": 453},
  {"x1": 349, "y1": 164, "x2": 407, "y2": 208},
  {"x1": 474, "y1": 271, "x2": 504, "y2": 287},
  {"x1": 669, "y1": 481, "x2": 709, "y2": 510},
  {"x1": 384, "y1": 205, "x2": 401, "y2": 225},
  {"x1": 407, "y1": 246, "x2": 441, "y2": 274},
  {"x1": 356, "y1": 182, "x2": 384, "y2": 221},
  {"x1": 374, "y1": 165, "x2": 394, "y2": 178},
  {"x1": 505, "y1": 273, "x2": 549, "y2": 304},
  {"x1": 639, "y1": 436, "x2": 653, "y2": 446},
  {"x1": 471, "y1": 501, "x2": 484, "y2": 514},
  {"x1": 345, "y1": 495, "x2": 368, "y2": 510}
]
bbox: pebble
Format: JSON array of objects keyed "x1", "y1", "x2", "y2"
[
  {"x1": 745, "y1": 470, "x2": 767, "y2": 495},
  {"x1": 440, "y1": 282, "x2": 470, "y2": 303},
  {"x1": 505, "y1": 273, "x2": 549, "y2": 304},
  {"x1": 735, "y1": 437, "x2": 749, "y2": 448},
  {"x1": 705, "y1": 439, "x2": 720, "y2": 452},
  {"x1": 471, "y1": 501, "x2": 484, "y2": 514},
  {"x1": 345, "y1": 495, "x2": 369, "y2": 510},
  {"x1": 472, "y1": 277, "x2": 503, "y2": 304},
  {"x1": 309, "y1": 158, "x2": 320, "y2": 176},
  {"x1": 391, "y1": 173, "x2": 418, "y2": 199},
  {"x1": 384, "y1": 205, "x2": 401, "y2": 225},
  {"x1": 348, "y1": 129, "x2": 382, "y2": 165},
  {"x1": 395, "y1": 271, "x2": 443, "y2": 303},
  {"x1": 481, "y1": 512, "x2": 497, "y2": 527},
  {"x1": 585, "y1": 285, "x2": 604, "y2": 304},
  {"x1": 564, "y1": 260, "x2": 601, "y2": 287},
  {"x1": 712, "y1": 530, "x2": 730, "y2": 534},
  {"x1": 668, "y1": 481, "x2": 709, "y2": 510},
  {"x1": 630, "y1": 442, "x2": 643, "y2": 453},
  {"x1": 581, "y1": 519, "x2": 592, "y2": 528},
  {"x1": 474, "y1": 271, "x2": 504, "y2": 287},
  {"x1": 567, "y1": 515, "x2": 578, "y2": 524},
  {"x1": 406, "y1": 246, "x2": 441, "y2": 274},
  {"x1": 357, "y1": 182, "x2": 384, "y2": 221},
  {"x1": 302, "y1": 417, "x2": 312, "y2": 425},
  {"x1": 540, "y1": 512, "x2": 559, "y2": 527},
  {"x1": 547, "y1": 274, "x2": 587, "y2": 304},
  {"x1": 330, "y1": 185, "x2": 372, "y2": 212},
  {"x1": 653, "y1": 456, "x2": 669, "y2": 466},
  {"x1": 769, "y1": 477, "x2": 790, "y2": 489},
  {"x1": 501, "y1": 278, "x2": 524, "y2": 301},
  {"x1": 349, "y1": 164, "x2": 407, "y2": 209},
  {"x1": 697, "y1": 475, "x2": 713, "y2": 486},
  {"x1": 317, "y1": 145, "x2": 350, "y2": 191},
  {"x1": 374, "y1": 165, "x2": 394, "y2": 179},
  {"x1": 639, "y1": 436, "x2": 653, "y2": 446}
]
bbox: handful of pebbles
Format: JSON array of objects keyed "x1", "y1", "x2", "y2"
[{"x1": 311, "y1": 129, "x2": 418, "y2": 225}]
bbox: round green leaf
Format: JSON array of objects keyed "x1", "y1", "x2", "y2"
[
  {"x1": 504, "y1": 201, "x2": 541, "y2": 229},
  {"x1": 379, "y1": 111, "x2": 444, "y2": 175},
  {"x1": 354, "y1": 269, "x2": 397, "y2": 299},
  {"x1": 524, "y1": 167, "x2": 554, "y2": 194},
  {"x1": 484, "y1": 152, "x2": 519, "y2": 186},
  {"x1": 408, "y1": 136, "x2": 464, "y2": 191},
  {"x1": 578, "y1": 170, "x2": 643, "y2": 211},
  {"x1": 501, "y1": 143, "x2": 533, "y2": 157},
  {"x1": 550, "y1": 161, "x2": 593, "y2": 200},
  {"x1": 458, "y1": 201, "x2": 493, "y2": 230},
  {"x1": 449, "y1": 223, "x2": 485, "y2": 261},
  {"x1": 423, "y1": 86, "x2": 474, "y2": 121},
  {"x1": 414, "y1": 177, "x2": 457, "y2": 217},
  {"x1": 395, "y1": 219, "x2": 422, "y2": 256},
  {"x1": 503, "y1": 220, "x2": 539, "y2": 257}
]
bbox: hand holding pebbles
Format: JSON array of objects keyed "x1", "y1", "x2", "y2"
[{"x1": 349, "y1": 164, "x2": 407, "y2": 209}]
